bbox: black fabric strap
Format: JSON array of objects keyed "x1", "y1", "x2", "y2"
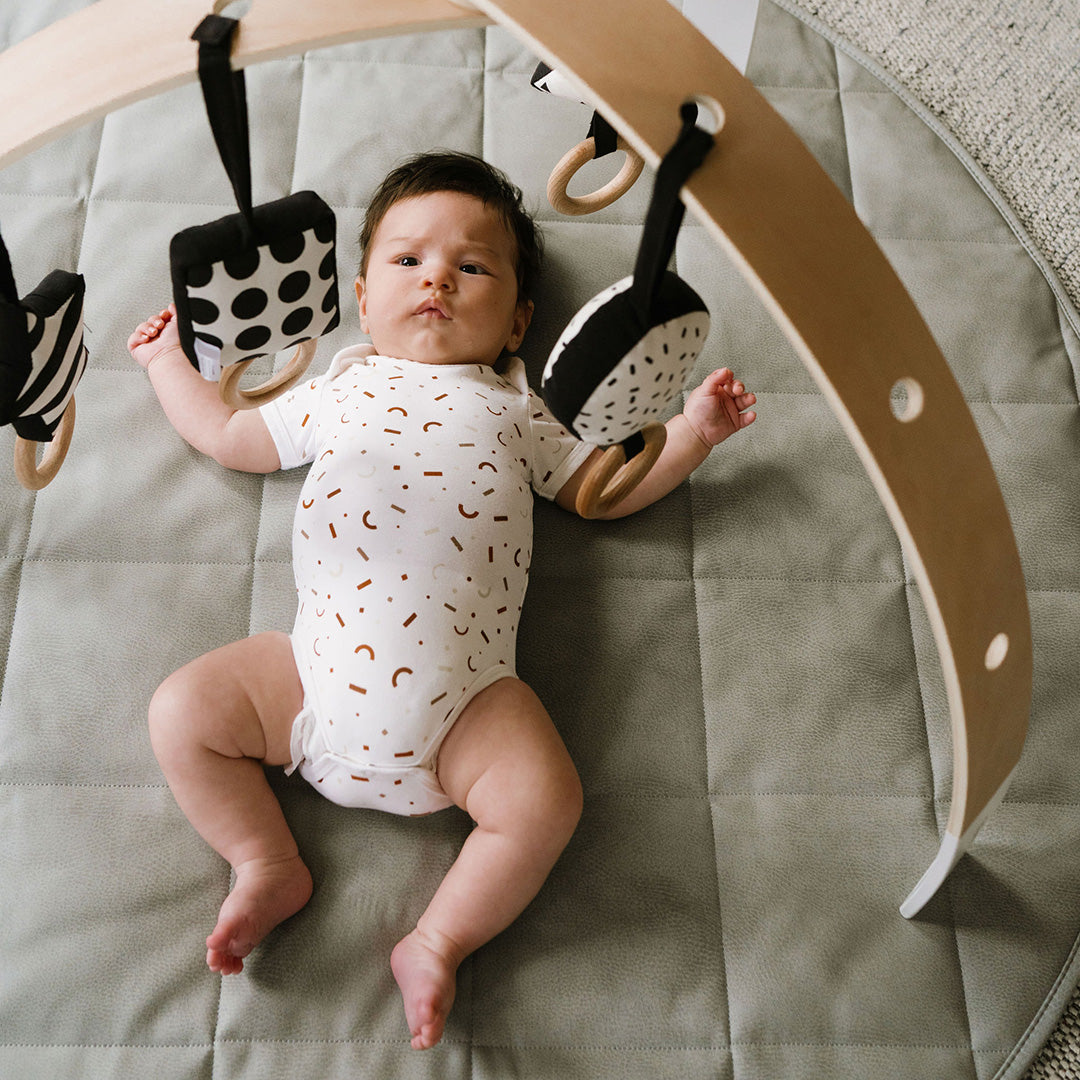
[
  {"x1": 620, "y1": 428, "x2": 646, "y2": 458},
  {"x1": 0, "y1": 225, "x2": 20, "y2": 305},
  {"x1": 628, "y1": 103, "x2": 714, "y2": 315},
  {"x1": 587, "y1": 111, "x2": 619, "y2": 159},
  {"x1": 191, "y1": 14, "x2": 253, "y2": 228}
]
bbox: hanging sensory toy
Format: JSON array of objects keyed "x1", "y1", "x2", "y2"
[
  {"x1": 170, "y1": 13, "x2": 340, "y2": 410},
  {"x1": 541, "y1": 104, "x2": 715, "y2": 518},
  {"x1": 531, "y1": 61, "x2": 645, "y2": 215},
  {"x1": 0, "y1": 227, "x2": 88, "y2": 491}
]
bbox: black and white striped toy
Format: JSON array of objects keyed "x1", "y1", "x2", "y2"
[
  {"x1": 530, "y1": 60, "x2": 644, "y2": 215},
  {"x1": 541, "y1": 105, "x2": 714, "y2": 517},
  {"x1": 0, "y1": 229, "x2": 88, "y2": 490}
]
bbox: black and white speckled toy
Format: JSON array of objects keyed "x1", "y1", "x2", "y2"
[
  {"x1": 541, "y1": 106, "x2": 714, "y2": 516},
  {"x1": 542, "y1": 272, "x2": 709, "y2": 447}
]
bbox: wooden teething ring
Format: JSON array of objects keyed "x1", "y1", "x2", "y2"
[
  {"x1": 218, "y1": 337, "x2": 317, "y2": 410},
  {"x1": 13, "y1": 396, "x2": 75, "y2": 491},
  {"x1": 547, "y1": 135, "x2": 645, "y2": 215},
  {"x1": 574, "y1": 421, "x2": 666, "y2": 519}
]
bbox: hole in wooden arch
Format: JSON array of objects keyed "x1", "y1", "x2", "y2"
[
  {"x1": 985, "y1": 632, "x2": 1010, "y2": 671},
  {"x1": 685, "y1": 94, "x2": 725, "y2": 135},
  {"x1": 890, "y1": 377, "x2": 924, "y2": 422}
]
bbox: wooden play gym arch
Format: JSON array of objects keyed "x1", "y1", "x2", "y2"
[{"x1": 0, "y1": 0, "x2": 1032, "y2": 916}]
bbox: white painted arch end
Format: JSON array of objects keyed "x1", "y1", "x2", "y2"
[{"x1": 899, "y1": 764, "x2": 1018, "y2": 919}]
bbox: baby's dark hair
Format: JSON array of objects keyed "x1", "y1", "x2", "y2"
[{"x1": 359, "y1": 151, "x2": 543, "y2": 303}]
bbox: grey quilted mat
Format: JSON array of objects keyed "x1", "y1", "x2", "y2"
[{"x1": 2, "y1": 2, "x2": 1079, "y2": 1078}]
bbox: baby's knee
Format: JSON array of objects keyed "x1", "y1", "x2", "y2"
[
  {"x1": 553, "y1": 781, "x2": 584, "y2": 854},
  {"x1": 550, "y1": 760, "x2": 584, "y2": 837},
  {"x1": 147, "y1": 667, "x2": 198, "y2": 753},
  {"x1": 516, "y1": 750, "x2": 583, "y2": 848}
]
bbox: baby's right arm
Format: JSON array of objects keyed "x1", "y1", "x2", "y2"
[{"x1": 128, "y1": 305, "x2": 280, "y2": 473}]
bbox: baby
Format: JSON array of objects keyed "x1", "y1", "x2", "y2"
[{"x1": 128, "y1": 151, "x2": 756, "y2": 1050}]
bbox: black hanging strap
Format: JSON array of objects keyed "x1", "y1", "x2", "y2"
[
  {"x1": 191, "y1": 14, "x2": 253, "y2": 227},
  {"x1": 0, "y1": 225, "x2": 20, "y2": 306},
  {"x1": 0, "y1": 223, "x2": 26, "y2": 428},
  {"x1": 587, "y1": 111, "x2": 619, "y2": 159},
  {"x1": 628, "y1": 103, "x2": 714, "y2": 315}
]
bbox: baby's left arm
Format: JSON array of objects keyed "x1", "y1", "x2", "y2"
[{"x1": 555, "y1": 367, "x2": 756, "y2": 519}]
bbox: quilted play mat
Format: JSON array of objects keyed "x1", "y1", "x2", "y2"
[{"x1": 2, "y1": 1, "x2": 1079, "y2": 1078}]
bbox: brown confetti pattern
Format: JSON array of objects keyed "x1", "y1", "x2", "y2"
[{"x1": 265, "y1": 347, "x2": 593, "y2": 810}]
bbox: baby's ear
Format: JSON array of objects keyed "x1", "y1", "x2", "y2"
[
  {"x1": 508, "y1": 298, "x2": 533, "y2": 352},
  {"x1": 354, "y1": 277, "x2": 368, "y2": 332}
]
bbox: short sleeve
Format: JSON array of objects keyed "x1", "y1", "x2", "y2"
[
  {"x1": 526, "y1": 388, "x2": 595, "y2": 500},
  {"x1": 259, "y1": 373, "x2": 325, "y2": 470}
]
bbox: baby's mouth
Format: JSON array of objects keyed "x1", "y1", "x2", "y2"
[{"x1": 415, "y1": 299, "x2": 450, "y2": 319}]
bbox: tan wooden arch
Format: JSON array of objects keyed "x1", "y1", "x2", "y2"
[{"x1": 0, "y1": 0, "x2": 1032, "y2": 916}]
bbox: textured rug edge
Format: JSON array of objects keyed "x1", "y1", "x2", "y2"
[
  {"x1": 764, "y1": 0, "x2": 1080, "y2": 344},
  {"x1": 1000, "y1": 932, "x2": 1080, "y2": 1080}
]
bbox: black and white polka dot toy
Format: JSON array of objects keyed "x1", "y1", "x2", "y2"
[
  {"x1": 541, "y1": 105, "x2": 715, "y2": 517},
  {"x1": 170, "y1": 14, "x2": 340, "y2": 410}
]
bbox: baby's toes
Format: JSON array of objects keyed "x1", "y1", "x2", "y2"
[{"x1": 207, "y1": 945, "x2": 244, "y2": 975}]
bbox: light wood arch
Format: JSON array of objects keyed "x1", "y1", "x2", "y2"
[{"x1": 0, "y1": 0, "x2": 1032, "y2": 916}]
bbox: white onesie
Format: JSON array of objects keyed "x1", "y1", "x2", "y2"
[{"x1": 261, "y1": 344, "x2": 593, "y2": 815}]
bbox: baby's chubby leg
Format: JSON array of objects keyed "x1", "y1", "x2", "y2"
[
  {"x1": 391, "y1": 678, "x2": 583, "y2": 1050},
  {"x1": 148, "y1": 631, "x2": 311, "y2": 975}
]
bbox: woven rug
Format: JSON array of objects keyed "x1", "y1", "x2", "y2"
[
  {"x1": 767, "y1": 2, "x2": 1080, "y2": 1075},
  {"x1": 770, "y1": 0, "x2": 1080, "y2": 334}
]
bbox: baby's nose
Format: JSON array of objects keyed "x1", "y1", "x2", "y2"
[{"x1": 423, "y1": 264, "x2": 454, "y2": 290}]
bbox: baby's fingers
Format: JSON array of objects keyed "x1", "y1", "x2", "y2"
[
  {"x1": 703, "y1": 367, "x2": 734, "y2": 392},
  {"x1": 127, "y1": 326, "x2": 151, "y2": 350}
]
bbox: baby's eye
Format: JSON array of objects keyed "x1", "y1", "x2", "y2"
[
  {"x1": 397, "y1": 256, "x2": 420, "y2": 267},
  {"x1": 460, "y1": 263, "x2": 486, "y2": 275}
]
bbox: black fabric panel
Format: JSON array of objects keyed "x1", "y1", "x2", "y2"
[
  {"x1": 542, "y1": 270, "x2": 707, "y2": 440},
  {"x1": 0, "y1": 300, "x2": 31, "y2": 427}
]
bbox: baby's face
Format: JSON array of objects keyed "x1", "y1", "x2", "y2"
[{"x1": 356, "y1": 190, "x2": 532, "y2": 367}]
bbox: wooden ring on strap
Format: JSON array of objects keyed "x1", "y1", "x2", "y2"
[
  {"x1": 574, "y1": 421, "x2": 666, "y2": 519},
  {"x1": 14, "y1": 396, "x2": 76, "y2": 491},
  {"x1": 218, "y1": 337, "x2": 317, "y2": 410},
  {"x1": 547, "y1": 135, "x2": 645, "y2": 216}
]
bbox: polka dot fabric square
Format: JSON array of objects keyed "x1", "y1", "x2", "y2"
[{"x1": 169, "y1": 189, "x2": 340, "y2": 381}]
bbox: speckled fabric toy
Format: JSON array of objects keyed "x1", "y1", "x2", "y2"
[{"x1": 541, "y1": 105, "x2": 713, "y2": 515}]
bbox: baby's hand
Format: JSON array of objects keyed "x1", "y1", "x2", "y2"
[
  {"x1": 128, "y1": 303, "x2": 182, "y2": 371},
  {"x1": 683, "y1": 367, "x2": 757, "y2": 448}
]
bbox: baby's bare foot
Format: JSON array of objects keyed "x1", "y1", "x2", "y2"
[
  {"x1": 205, "y1": 854, "x2": 313, "y2": 975},
  {"x1": 391, "y1": 929, "x2": 460, "y2": 1050}
]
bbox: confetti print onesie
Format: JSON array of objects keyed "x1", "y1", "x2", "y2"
[{"x1": 261, "y1": 344, "x2": 593, "y2": 815}]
